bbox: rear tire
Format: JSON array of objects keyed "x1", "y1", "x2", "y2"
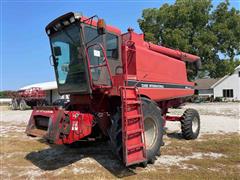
[
  {"x1": 181, "y1": 109, "x2": 200, "y2": 140},
  {"x1": 108, "y1": 98, "x2": 163, "y2": 165},
  {"x1": 11, "y1": 99, "x2": 18, "y2": 110},
  {"x1": 19, "y1": 99, "x2": 27, "y2": 111}
]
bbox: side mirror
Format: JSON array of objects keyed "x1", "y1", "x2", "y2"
[
  {"x1": 97, "y1": 19, "x2": 106, "y2": 35},
  {"x1": 53, "y1": 46, "x2": 62, "y2": 56},
  {"x1": 194, "y1": 59, "x2": 202, "y2": 71}
]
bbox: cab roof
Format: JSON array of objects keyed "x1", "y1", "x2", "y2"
[{"x1": 45, "y1": 12, "x2": 121, "y2": 35}]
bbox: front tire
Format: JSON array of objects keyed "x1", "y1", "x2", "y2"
[
  {"x1": 181, "y1": 109, "x2": 200, "y2": 140},
  {"x1": 108, "y1": 98, "x2": 164, "y2": 165},
  {"x1": 108, "y1": 107, "x2": 123, "y2": 160},
  {"x1": 142, "y1": 98, "x2": 163, "y2": 164}
]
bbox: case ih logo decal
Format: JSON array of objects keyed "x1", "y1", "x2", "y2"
[
  {"x1": 127, "y1": 80, "x2": 194, "y2": 89},
  {"x1": 141, "y1": 83, "x2": 164, "y2": 88}
]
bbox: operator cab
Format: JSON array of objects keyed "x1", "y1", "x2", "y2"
[{"x1": 46, "y1": 12, "x2": 121, "y2": 95}]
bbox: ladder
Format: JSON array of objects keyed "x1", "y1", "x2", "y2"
[{"x1": 120, "y1": 86, "x2": 147, "y2": 166}]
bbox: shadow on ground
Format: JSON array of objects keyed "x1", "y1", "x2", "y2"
[
  {"x1": 166, "y1": 132, "x2": 183, "y2": 139},
  {"x1": 25, "y1": 140, "x2": 136, "y2": 178}
]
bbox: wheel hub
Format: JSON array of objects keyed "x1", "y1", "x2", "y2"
[
  {"x1": 192, "y1": 117, "x2": 199, "y2": 133},
  {"x1": 144, "y1": 117, "x2": 157, "y2": 149}
]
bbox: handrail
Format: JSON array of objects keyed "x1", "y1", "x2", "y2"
[{"x1": 123, "y1": 40, "x2": 136, "y2": 82}]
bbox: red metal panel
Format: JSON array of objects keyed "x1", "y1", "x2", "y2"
[
  {"x1": 131, "y1": 33, "x2": 190, "y2": 85},
  {"x1": 26, "y1": 107, "x2": 94, "y2": 145},
  {"x1": 113, "y1": 31, "x2": 197, "y2": 102},
  {"x1": 136, "y1": 49, "x2": 189, "y2": 84},
  {"x1": 60, "y1": 111, "x2": 94, "y2": 144}
]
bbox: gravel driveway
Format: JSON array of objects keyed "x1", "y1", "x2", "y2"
[
  {"x1": 1, "y1": 102, "x2": 239, "y2": 135},
  {"x1": 0, "y1": 102, "x2": 239, "y2": 179},
  {"x1": 166, "y1": 102, "x2": 240, "y2": 134}
]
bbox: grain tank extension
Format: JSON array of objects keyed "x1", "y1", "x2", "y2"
[{"x1": 26, "y1": 12, "x2": 201, "y2": 167}]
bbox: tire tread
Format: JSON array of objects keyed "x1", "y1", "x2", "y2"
[{"x1": 181, "y1": 108, "x2": 200, "y2": 140}]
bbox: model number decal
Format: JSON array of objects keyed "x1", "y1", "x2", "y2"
[
  {"x1": 128, "y1": 80, "x2": 194, "y2": 89},
  {"x1": 141, "y1": 84, "x2": 149, "y2": 88}
]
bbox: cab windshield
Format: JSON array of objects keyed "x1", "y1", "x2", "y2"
[{"x1": 50, "y1": 24, "x2": 89, "y2": 94}]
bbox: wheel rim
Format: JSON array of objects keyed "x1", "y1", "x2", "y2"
[
  {"x1": 192, "y1": 117, "x2": 199, "y2": 133},
  {"x1": 20, "y1": 102, "x2": 24, "y2": 109},
  {"x1": 12, "y1": 102, "x2": 15, "y2": 109},
  {"x1": 20, "y1": 101, "x2": 26, "y2": 110},
  {"x1": 144, "y1": 117, "x2": 157, "y2": 149}
]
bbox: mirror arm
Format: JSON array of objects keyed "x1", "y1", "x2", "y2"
[{"x1": 49, "y1": 55, "x2": 54, "y2": 66}]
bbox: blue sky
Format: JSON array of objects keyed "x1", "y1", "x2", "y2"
[{"x1": 1, "y1": 0, "x2": 239, "y2": 90}]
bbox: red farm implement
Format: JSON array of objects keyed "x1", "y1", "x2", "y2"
[
  {"x1": 26, "y1": 12, "x2": 201, "y2": 167},
  {"x1": 11, "y1": 87, "x2": 47, "y2": 110}
]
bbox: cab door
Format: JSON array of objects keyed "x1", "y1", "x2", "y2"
[
  {"x1": 86, "y1": 43, "x2": 112, "y2": 88},
  {"x1": 105, "y1": 32, "x2": 122, "y2": 75}
]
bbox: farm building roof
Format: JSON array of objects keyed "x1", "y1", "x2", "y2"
[
  {"x1": 20, "y1": 81, "x2": 57, "y2": 91},
  {"x1": 194, "y1": 78, "x2": 220, "y2": 90}
]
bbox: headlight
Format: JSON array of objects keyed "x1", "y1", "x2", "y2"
[
  {"x1": 62, "y1": 20, "x2": 70, "y2": 26},
  {"x1": 69, "y1": 17, "x2": 75, "y2": 23},
  {"x1": 47, "y1": 29, "x2": 51, "y2": 35},
  {"x1": 55, "y1": 23, "x2": 61, "y2": 29}
]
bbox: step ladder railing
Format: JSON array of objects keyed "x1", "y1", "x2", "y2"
[
  {"x1": 120, "y1": 86, "x2": 147, "y2": 166},
  {"x1": 135, "y1": 87, "x2": 147, "y2": 160},
  {"x1": 123, "y1": 40, "x2": 136, "y2": 81}
]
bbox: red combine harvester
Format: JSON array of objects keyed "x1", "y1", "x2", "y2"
[
  {"x1": 11, "y1": 87, "x2": 47, "y2": 110},
  {"x1": 26, "y1": 12, "x2": 201, "y2": 167}
]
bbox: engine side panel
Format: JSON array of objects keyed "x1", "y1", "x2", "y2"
[{"x1": 124, "y1": 32, "x2": 194, "y2": 101}]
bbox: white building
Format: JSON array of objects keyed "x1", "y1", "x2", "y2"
[
  {"x1": 20, "y1": 81, "x2": 67, "y2": 104},
  {"x1": 211, "y1": 65, "x2": 240, "y2": 101}
]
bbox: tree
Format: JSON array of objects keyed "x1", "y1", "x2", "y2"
[
  {"x1": 138, "y1": 0, "x2": 240, "y2": 78},
  {"x1": 0, "y1": 91, "x2": 16, "y2": 98}
]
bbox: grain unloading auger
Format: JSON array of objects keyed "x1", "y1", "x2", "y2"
[{"x1": 26, "y1": 12, "x2": 201, "y2": 167}]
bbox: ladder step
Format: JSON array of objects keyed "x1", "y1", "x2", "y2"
[
  {"x1": 122, "y1": 96, "x2": 137, "y2": 100},
  {"x1": 126, "y1": 158, "x2": 146, "y2": 166},
  {"x1": 127, "y1": 143, "x2": 145, "y2": 151},
  {"x1": 126, "y1": 129, "x2": 143, "y2": 136},
  {"x1": 125, "y1": 114, "x2": 142, "y2": 120},
  {"x1": 125, "y1": 100, "x2": 141, "y2": 105}
]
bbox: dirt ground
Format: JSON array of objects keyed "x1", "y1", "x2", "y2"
[{"x1": 0, "y1": 102, "x2": 239, "y2": 179}]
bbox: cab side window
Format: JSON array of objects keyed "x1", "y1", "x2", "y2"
[
  {"x1": 84, "y1": 26, "x2": 103, "y2": 45},
  {"x1": 106, "y1": 33, "x2": 118, "y2": 60}
]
